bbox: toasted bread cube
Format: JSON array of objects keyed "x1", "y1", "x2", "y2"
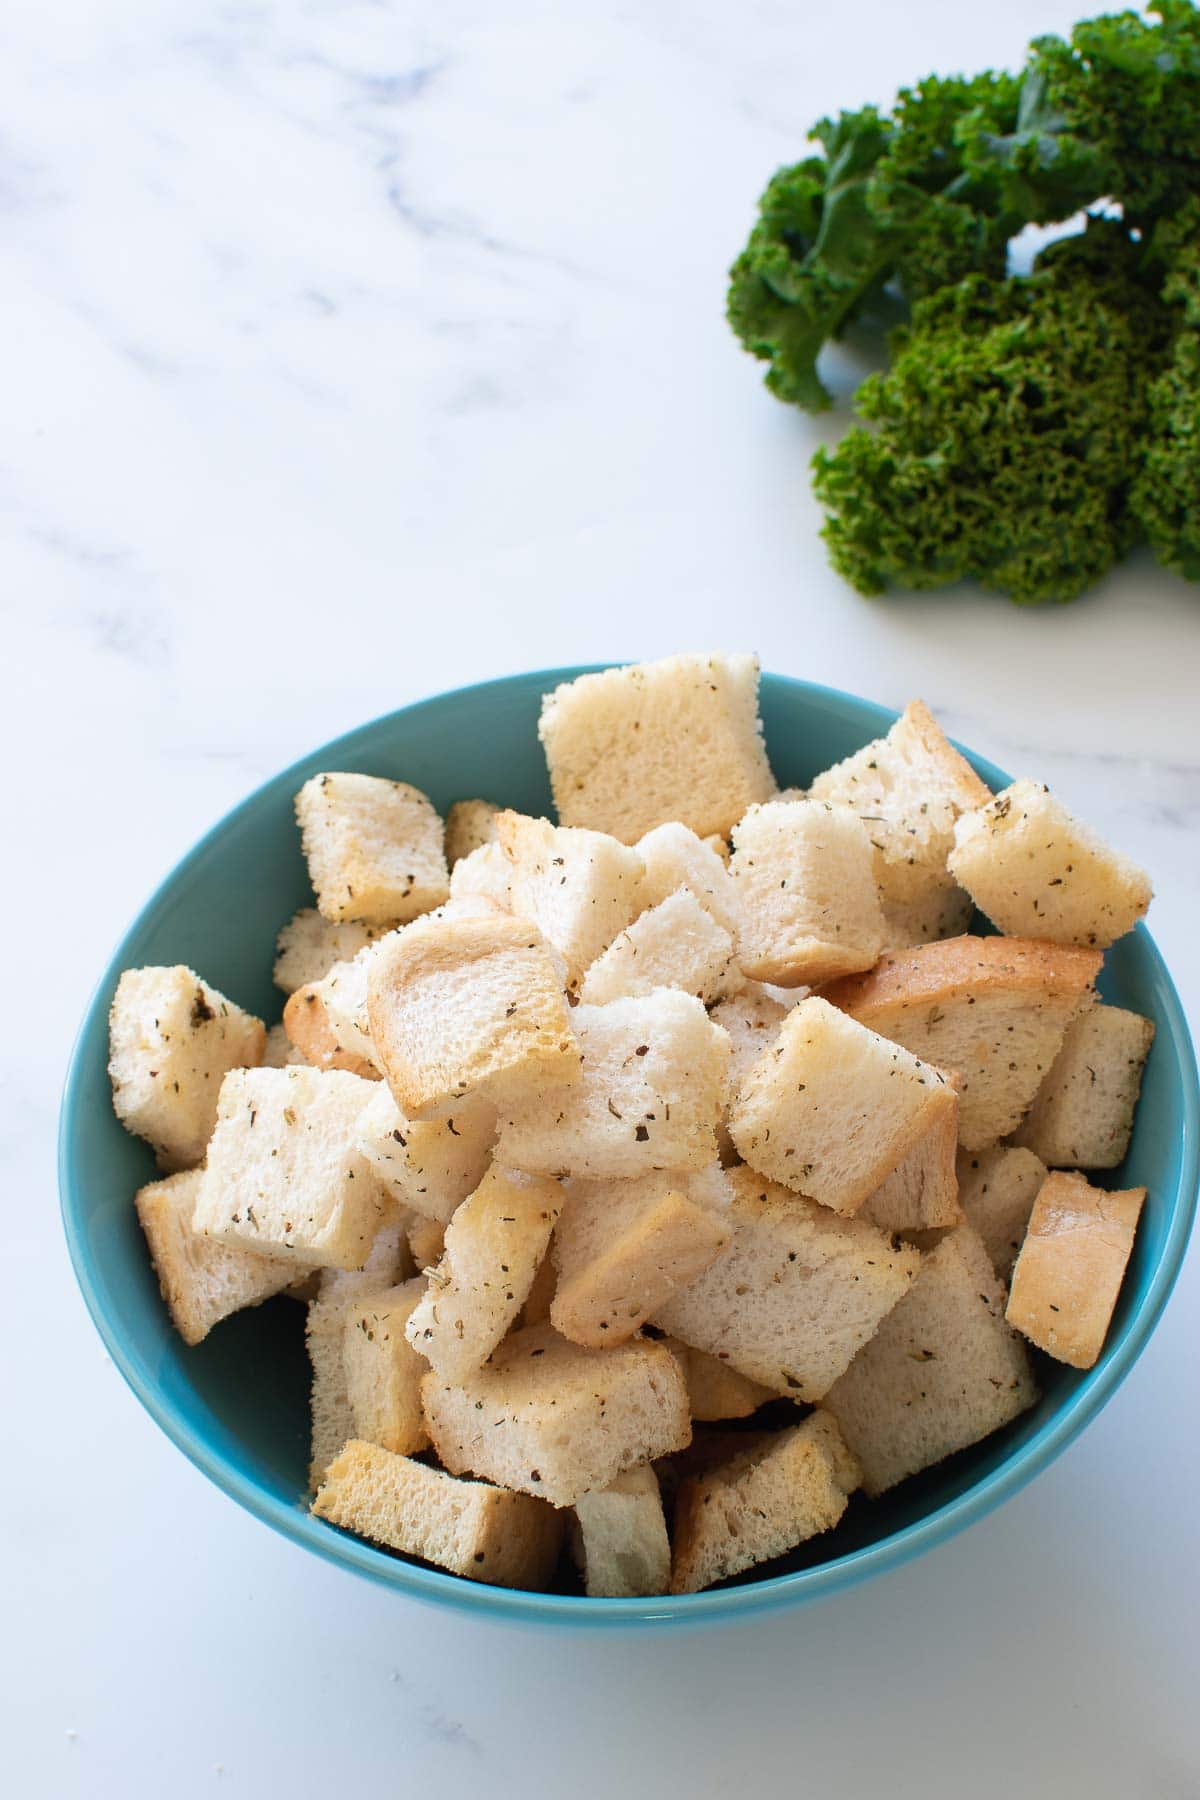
[
  {"x1": 636, "y1": 822, "x2": 741, "y2": 934},
  {"x1": 262, "y1": 1023, "x2": 308, "y2": 1068},
  {"x1": 730, "y1": 800, "x2": 885, "y2": 986},
  {"x1": 956, "y1": 1146, "x2": 1047, "y2": 1279},
  {"x1": 808, "y1": 703, "x2": 987, "y2": 949},
  {"x1": 342, "y1": 1278, "x2": 430, "y2": 1455},
  {"x1": 710, "y1": 987, "x2": 791, "y2": 1162},
  {"x1": 422, "y1": 1324, "x2": 691, "y2": 1508},
  {"x1": 108, "y1": 966, "x2": 266, "y2": 1171},
  {"x1": 444, "y1": 799, "x2": 501, "y2": 869},
  {"x1": 317, "y1": 1216, "x2": 412, "y2": 1304},
  {"x1": 495, "y1": 990, "x2": 730, "y2": 1179},
  {"x1": 406, "y1": 1215, "x2": 446, "y2": 1270},
  {"x1": 193, "y1": 1066, "x2": 388, "y2": 1270},
  {"x1": 366, "y1": 912, "x2": 579, "y2": 1115},
  {"x1": 729, "y1": 996, "x2": 957, "y2": 1214},
  {"x1": 307, "y1": 1259, "x2": 408, "y2": 1489},
  {"x1": 578, "y1": 888, "x2": 737, "y2": 1006},
  {"x1": 283, "y1": 942, "x2": 385, "y2": 1078},
  {"x1": 405, "y1": 1168, "x2": 563, "y2": 1381},
  {"x1": 538, "y1": 653, "x2": 775, "y2": 843},
  {"x1": 703, "y1": 834, "x2": 731, "y2": 862},
  {"x1": 858, "y1": 1094, "x2": 961, "y2": 1235},
  {"x1": 1011, "y1": 1005, "x2": 1155, "y2": 1169},
  {"x1": 572, "y1": 1467, "x2": 671, "y2": 1598},
  {"x1": 822, "y1": 1223, "x2": 1039, "y2": 1495},
  {"x1": 878, "y1": 875, "x2": 975, "y2": 952},
  {"x1": 356, "y1": 1083, "x2": 495, "y2": 1224},
  {"x1": 670, "y1": 1412, "x2": 860, "y2": 1594},
  {"x1": 550, "y1": 1167, "x2": 732, "y2": 1347},
  {"x1": 135, "y1": 1169, "x2": 294, "y2": 1345},
  {"x1": 273, "y1": 909, "x2": 392, "y2": 994},
  {"x1": 495, "y1": 812, "x2": 645, "y2": 987},
  {"x1": 448, "y1": 841, "x2": 513, "y2": 910},
  {"x1": 657, "y1": 1336, "x2": 775, "y2": 1421},
  {"x1": 809, "y1": 699, "x2": 990, "y2": 874},
  {"x1": 654, "y1": 1165, "x2": 920, "y2": 1398},
  {"x1": 312, "y1": 1440, "x2": 564, "y2": 1589},
  {"x1": 949, "y1": 780, "x2": 1152, "y2": 949},
  {"x1": 1006, "y1": 1172, "x2": 1145, "y2": 1369},
  {"x1": 296, "y1": 772, "x2": 449, "y2": 925},
  {"x1": 805, "y1": 703, "x2": 985, "y2": 949},
  {"x1": 822, "y1": 936, "x2": 1102, "y2": 1149}
]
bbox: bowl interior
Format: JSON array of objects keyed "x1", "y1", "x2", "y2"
[{"x1": 60, "y1": 669, "x2": 1198, "y2": 1625}]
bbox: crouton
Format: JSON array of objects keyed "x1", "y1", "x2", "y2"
[
  {"x1": 703, "y1": 834, "x2": 731, "y2": 863},
  {"x1": 656, "y1": 1336, "x2": 775, "y2": 1421},
  {"x1": 192, "y1": 1066, "x2": 388, "y2": 1270},
  {"x1": 636, "y1": 822, "x2": 741, "y2": 934},
  {"x1": 949, "y1": 780, "x2": 1152, "y2": 949},
  {"x1": 808, "y1": 699, "x2": 990, "y2": 867},
  {"x1": 654, "y1": 1165, "x2": 920, "y2": 1398},
  {"x1": 670, "y1": 1411, "x2": 860, "y2": 1594},
  {"x1": 730, "y1": 800, "x2": 886, "y2": 986},
  {"x1": 317, "y1": 1215, "x2": 412, "y2": 1303},
  {"x1": 406, "y1": 1215, "x2": 446, "y2": 1271},
  {"x1": 956, "y1": 1146, "x2": 1047, "y2": 1279},
  {"x1": 858, "y1": 1092, "x2": 961, "y2": 1235},
  {"x1": 356, "y1": 1083, "x2": 496, "y2": 1224},
  {"x1": 494, "y1": 990, "x2": 730, "y2": 1179},
  {"x1": 1011, "y1": 1005, "x2": 1155, "y2": 1169},
  {"x1": 273, "y1": 909, "x2": 391, "y2": 994},
  {"x1": 729, "y1": 996, "x2": 957, "y2": 1214},
  {"x1": 821, "y1": 936, "x2": 1102, "y2": 1149},
  {"x1": 295, "y1": 772, "x2": 449, "y2": 925},
  {"x1": 405, "y1": 1168, "x2": 563, "y2": 1381},
  {"x1": 710, "y1": 986, "x2": 790, "y2": 1162},
  {"x1": 262, "y1": 1023, "x2": 308, "y2": 1068},
  {"x1": 495, "y1": 812, "x2": 645, "y2": 986},
  {"x1": 807, "y1": 700, "x2": 991, "y2": 932},
  {"x1": 312, "y1": 1440, "x2": 564, "y2": 1589},
  {"x1": 342, "y1": 1278, "x2": 430, "y2": 1455},
  {"x1": 572, "y1": 1467, "x2": 671, "y2": 1598},
  {"x1": 308, "y1": 1271, "x2": 404, "y2": 1489},
  {"x1": 448, "y1": 841, "x2": 513, "y2": 910},
  {"x1": 878, "y1": 878, "x2": 976, "y2": 952},
  {"x1": 108, "y1": 966, "x2": 266, "y2": 1171},
  {"x1": 283, "y1": 942, "x2": 384, "y2": 1078},
  {"x1": 579, "y1": 888, "x2": 737, "y2": 1006},
  {"x1": 135, "y1": 1168, "x2": 295, "y2": 1345},
  {"x1": 422, "y1": 1324, "x2": 691, "y2": 1508},
  {"x1": 537, "y1": 653, "x2": 775, "y2": 842},
  {"x1": 550, "y1": 1167, "x2": 732, "y2": 1347},
  {"x1": 366, "y1": 912, "x2": 580, "y2": 1115},
  {"x1": 822, "y1": 1223, "x2": 1039, "y2": 1495},
  {"x1": 445, "y1": 799, "x2": 501, "y2": 868},
  {"x1": 1006, "y1": 1172, "x2": 1145, "y2": 1369}
]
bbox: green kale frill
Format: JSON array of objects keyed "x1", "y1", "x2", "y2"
[{"x1": 811, "y1": 229, "x2": 1168, "y2": 605}]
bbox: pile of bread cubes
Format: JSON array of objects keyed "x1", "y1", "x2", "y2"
[{"x1": 109, "y1": 654, "x2": 1157, "y2": 1598}]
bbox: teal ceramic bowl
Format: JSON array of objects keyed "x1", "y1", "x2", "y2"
[{"x1": 59, "y1": 669, "x2": 1199, "y2": 1628}]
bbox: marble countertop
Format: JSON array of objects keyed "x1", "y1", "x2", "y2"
[{"x1": 4, "y1": 1, "x2": 1198, "y2": 1794}]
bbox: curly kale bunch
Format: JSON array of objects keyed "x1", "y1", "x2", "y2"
[
  {"x1": 727, "y1": 73, "x2": 1023, "y2": 411},
  {"x1": 729, "y1": 2, "x2": 1200, "y2": 603},
  {"x1": 1131, "y1": 200, "x2": 1200, "y2": 577},
  {"x1": 813, "y1": 227, "x2": 1167, "y2": 604}
]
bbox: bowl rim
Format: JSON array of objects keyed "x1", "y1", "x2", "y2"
[{"x1": 59, "y1": 665, "x2": 1200, "y2": 1629}]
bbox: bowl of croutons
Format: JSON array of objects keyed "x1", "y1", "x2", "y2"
[{"x1": 60, "y1": 657, "x2": 1199, "y2": 1625}]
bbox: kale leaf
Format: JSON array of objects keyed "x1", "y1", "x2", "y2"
[{"x1": 811, "y1": 224, "x2": 1167, "y2": 605}]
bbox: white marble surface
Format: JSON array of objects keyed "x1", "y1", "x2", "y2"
[{"x1": 4, "y1": 0, "x2": 1199, "y2": 1792}]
